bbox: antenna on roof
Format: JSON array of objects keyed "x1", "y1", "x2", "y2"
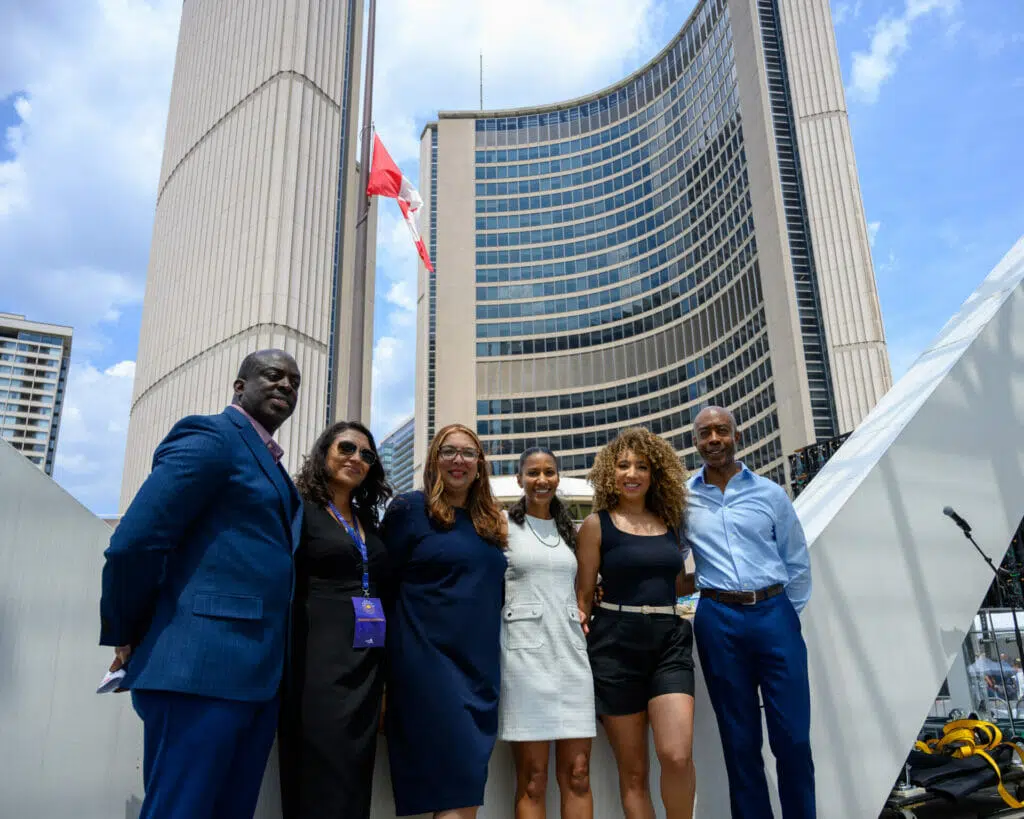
[{"x1": 479, "y1": 51, "x2": 484, "y2": 111}]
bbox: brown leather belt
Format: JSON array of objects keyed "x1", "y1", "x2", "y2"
[{"x1": 701, "y1": 584, "x2": 784, "y2": 606}]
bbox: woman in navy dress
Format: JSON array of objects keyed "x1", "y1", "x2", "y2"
[{"x1": 382, "y1": 423, "x2": 508, "y2": 818}]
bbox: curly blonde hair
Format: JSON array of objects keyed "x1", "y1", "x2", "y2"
[
  {"x1": 423, "y1": 424, "x2": 506, "y2": 548},
  {"x1": 588, "y1": 427, "x2": 688, "y2": 531}
]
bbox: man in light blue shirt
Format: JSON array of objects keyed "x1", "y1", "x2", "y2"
[{"x1": 686, "y1": 406, "x2": 814, "y2": 818}]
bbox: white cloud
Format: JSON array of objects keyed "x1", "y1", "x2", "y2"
[
  {"x1": 53, "y1": 359, "x2": 136, "y2": 513},
  {"x1": 868, "y1": 220, "x2": 881, "y2": 246},
  {"x1": 0, "y1": 0, "x2": 179, "y2": 337},
  {"x1": 849, "y1": 0, "x2": 959, "y2": 103},
  {"x1": 0, "y1": 1, "x2": 179, "y2": 511},
  {"x1": 21, "y1": 267, "x2": 145, "y2": 353},
  {"x1": 385, "y1": 279, "x2": 417, "y2": 313},
  {"x1": 0, "y1": 153, "x2": 27, "y2": 217},
  {"x1": 833, "y1": 1, "x2": 863, "y2": 28},
  {"x1": 371, "y1": 0, "x2": 670, "y2": 165},
  {"x1": 370, "y1": 335, "x2": 415, "y2": 442}
]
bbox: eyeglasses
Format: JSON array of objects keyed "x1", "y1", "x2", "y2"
[
  {"x1": 337, "y1": 440, "x2": 377, "y2": 466},
  {"x1": 438, "y1": 445, "x2": 479, "y2": 463}
]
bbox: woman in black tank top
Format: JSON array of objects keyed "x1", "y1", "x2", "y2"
[{"x1": 576, "y1": 427, "x2": 696, "y2": 819}]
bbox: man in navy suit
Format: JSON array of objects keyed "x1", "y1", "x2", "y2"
[{"x1": 100, "y1": 349, "x2": 303, "y2": 819}]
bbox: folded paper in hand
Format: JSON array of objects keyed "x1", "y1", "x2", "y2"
[{"x1": 96, "y1": 668, "x2": 126, "y2": 694}]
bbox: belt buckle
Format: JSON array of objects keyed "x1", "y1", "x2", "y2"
[
  {"x1": 640, "y1": 605, "x2": 651, "y2": 615},
  {"x1": 740, "y1": 590, "x2": 758, "y2": 606}
]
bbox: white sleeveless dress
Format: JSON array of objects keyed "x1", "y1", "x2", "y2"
[{"x1": 498, "y1": 514, "x2": 596, "y2": 741}]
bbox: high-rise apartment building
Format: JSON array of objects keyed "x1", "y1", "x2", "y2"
[
  {"x1": 0, "y1": 313, "x2": 72, "y2": 476},
  {"x1": 379, "y1": 415, "x2": 415, "y2": 493},
  {"x1": 121, "y1": 0, "x2": 372, "y2": 507},
  {"x1": 416, "y1": 0, "x2": 891, "y2": 483}
]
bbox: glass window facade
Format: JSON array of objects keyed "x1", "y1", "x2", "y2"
[
  {"x1": 0, "y1": 318, "x2": 72, "y2": 477},
  {"x1": 421, "y1": 0, "x2": 846, "y2": 488},
  {"x1": 379, "y1": 416, "x2": 415, "y2": 494},
  {"x1": 463, "y1": 0, "x2": 786, "y2": 479},
  {"x1": 427, "y1": 126, "x2": 439, "y2": 444}
]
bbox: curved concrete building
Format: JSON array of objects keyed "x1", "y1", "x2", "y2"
[
  {"x1": 416, "y1": 0, "x2": 891, "y2": 484},
  {"x1": 121, "y1": 0, "x2": 372, "y2": 507}
]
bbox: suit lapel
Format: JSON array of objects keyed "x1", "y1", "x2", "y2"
[
  {"x1": 225, "y1": 410, "x2": 294, "y2": 546},
  {"x1": 289, "y1": 491, "x2": 303, "y2": 554}
]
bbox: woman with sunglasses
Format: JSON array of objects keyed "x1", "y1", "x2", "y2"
[
  {"x1": 279, "y1": 421, "x2": 393, "y2": 819},
  {"x1": 382, "y1": 423, "x2": 507, "y2": 819}
]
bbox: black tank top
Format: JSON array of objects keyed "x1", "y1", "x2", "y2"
[{"x1": 598, "y1": 509, "x2": 682, "y2": 607}]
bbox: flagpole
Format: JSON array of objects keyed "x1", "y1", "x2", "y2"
[{"x1": 347, "y1": 0, "x2": 377, "y2": 422}]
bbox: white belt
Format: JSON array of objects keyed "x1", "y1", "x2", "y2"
[{"x1": 598, "y1": 601, "x2": 684, "y2": 616}]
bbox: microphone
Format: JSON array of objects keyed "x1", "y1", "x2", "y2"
[{"x1": 943, "y1": 506, "x2": 972, "y2": 534}]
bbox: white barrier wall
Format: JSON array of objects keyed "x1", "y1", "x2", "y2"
[
  {"x1": 794, "y1": 236, "x2": 1024, "y2": 817},
  {"x1": 5, "y1": 236, "x2": 1024, "y2": 817},
  {"x1": 0, "y1": 439, "x2": 145, "y2": 818}
]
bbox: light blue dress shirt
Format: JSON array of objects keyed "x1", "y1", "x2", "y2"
[{"x1": 686, "y1": 463, "x2": 811, "y2": 612}]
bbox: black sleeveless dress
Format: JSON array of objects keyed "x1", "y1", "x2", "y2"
[{"x1": 586, "y1": 509, "x2": 695, "y2": 715}]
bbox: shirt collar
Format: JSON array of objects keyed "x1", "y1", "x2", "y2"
[
  {"x1": 689, "y1": 461, "x2": 750, "y2": 487},
  {"x1": 228, "y1": 403, "x2": 285, "y2": 462}
]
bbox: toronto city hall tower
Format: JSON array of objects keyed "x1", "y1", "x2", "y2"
[{"x1": 416, "y1": 0, "x2": 891, "y2": 483}]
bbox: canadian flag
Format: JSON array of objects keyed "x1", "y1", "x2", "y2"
[{"x1": 366, "y1": 134, "x2": 434, "y2": 273}]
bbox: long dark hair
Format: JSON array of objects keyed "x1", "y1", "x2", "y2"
[
  {"x1": 295, "y1": 421, "x2": 392, "y2": 531},
  {"x1": 507, "y1": 447, "x2": 577, "y2": 550}
]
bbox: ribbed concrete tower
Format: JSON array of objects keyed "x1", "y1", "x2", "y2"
[
  {"x1": 121, "y1": 0, "x2": 371, "y2": 507},
  {"x1": 769, "y1": 0, "x2": 892, "y2": 430}
]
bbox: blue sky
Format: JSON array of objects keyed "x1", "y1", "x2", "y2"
[
  {"x1": 0, "y1": 95, "x2": 19, "y2": 162},
  {"x1": 0, "y1": 0, "x2": 1021, "y2": 514}
]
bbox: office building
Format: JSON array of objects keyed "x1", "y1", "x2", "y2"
[
  {"x1": 0, "y1": 312, "x2": 72, "y2": 476},
  {"x1": 379, "y1": 415, "x2": 415, "y2": 493},
  {"x1": 416, "y1": 0, "x2": 891, "y2": 483},
  {"x1": 121, "y1": 0, "x2": 372, "y2": 507}
]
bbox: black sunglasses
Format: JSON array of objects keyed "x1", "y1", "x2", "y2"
[{"x1": 337, "y1": 440, "x2": 377, "y2": 466}]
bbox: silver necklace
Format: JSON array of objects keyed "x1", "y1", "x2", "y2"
[{"x1": 525, "y1": 515, "x2": 561, "y2": 548}]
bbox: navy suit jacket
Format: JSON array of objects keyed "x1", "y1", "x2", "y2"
[{"x1": 100, "y1": 409, "x2": 302, "y2": 702}]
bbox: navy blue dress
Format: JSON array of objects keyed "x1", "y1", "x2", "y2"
[{"x1": 382, "y1": 491, "x2": 507, "y2": 816}]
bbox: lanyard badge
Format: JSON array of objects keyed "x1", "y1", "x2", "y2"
[{"x1": 328, "y1": 502, "x2": 385, "y2": 648}]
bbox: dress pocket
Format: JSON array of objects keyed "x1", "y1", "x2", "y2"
[
  {"x1": 567, "y1": 605, "x2": 587, "y2": 651},
  {"x1": 503, "y1": 603, "x2": 544, "y2": 650}
]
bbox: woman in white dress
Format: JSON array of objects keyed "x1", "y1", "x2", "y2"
[{"x1": 500, "y1": 447, "x2": 596, "y2": 819}]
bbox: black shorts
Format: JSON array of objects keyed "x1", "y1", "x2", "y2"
[{"x1": 587, "y1": 608, "x2": 695, "y2": 716}]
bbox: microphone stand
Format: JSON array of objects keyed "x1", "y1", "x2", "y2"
[{"x1": 956, "y1": 523, "x2": 1024, "y2": 737}]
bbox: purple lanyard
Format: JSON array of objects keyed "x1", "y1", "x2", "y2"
[{"x1": 328, "y1": 502, "x2": 370, "y2": 597}]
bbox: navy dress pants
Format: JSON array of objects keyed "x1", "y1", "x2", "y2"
[
  {"x1": 694, "y1": 593, "x2": 815, "y2": 819},
  {"x1": 132, "y1": 690, "x2": 279, "y2": 819}
]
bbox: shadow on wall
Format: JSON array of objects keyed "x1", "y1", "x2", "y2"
[
  {"x1": 255, "y1": 685, "x2": 731, "y2": 819},
  {"x1": 126, "y1": 796, "x2": 143, "y2": 819}
]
